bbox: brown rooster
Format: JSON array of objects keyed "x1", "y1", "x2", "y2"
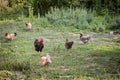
[
  {"x1": 65, "y1": 39, "x2": 74, "y2": 49},
  {"x1": 39, "y1": 54, "x2": 52, "y2": 66},
  {"x1": 34, "y1": 38, "x2": 45, "y2": 53},
  {"x1": 5, "y1": 32, "x2": 17, "y2": 40},
  {"x1": 25, "y1": 22, "x2": 32, "y2": 31},
  {"x1": 80, "y1": 33, "x2": 90, "y2": 44}
]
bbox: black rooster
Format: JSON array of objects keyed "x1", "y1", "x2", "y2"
[{"x1": 34, "y1": 38, "x2": 44, "y2": 52}]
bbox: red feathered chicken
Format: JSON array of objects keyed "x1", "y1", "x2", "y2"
[
  {"x1": 80, "y1": 33, "x2": 91, "y2": 44},
  {"x1": 5, "y1": 32, "x2": 17, "y2": 40},
  {"x1": 34, "y1": 38, "x2": 45, "y2": 53},
  {"x1": 40, "y1": 54, "x2": 52, "y2": 66},
  {"x1": 65, "y1": 39, "x2": 74, "y2": 49}
]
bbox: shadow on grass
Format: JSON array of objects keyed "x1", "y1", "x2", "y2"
[{"x1": 89, "y1": 48, "x2": 120, "y2": 78}]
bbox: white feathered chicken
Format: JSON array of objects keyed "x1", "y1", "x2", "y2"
[
  {"x1": 80, "y1": 33, "x2": 91, "y2": 44},
  {"x1": 5, "y1": 32, "x2": 17, "y2": 40},
  {"x1": 25, "y1": 22, "x2": 32, "y2": 31},
  {"x1": 40, "y1": 54, "x2": 52, "y2": 66}
]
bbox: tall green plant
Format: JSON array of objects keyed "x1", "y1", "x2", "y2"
[{"x1": 46, "y1": 7, "x2": 94, "y2": 30}]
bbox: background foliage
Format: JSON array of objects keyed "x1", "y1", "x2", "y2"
[
  {"x1": 0, "y1": 0, "x2": 120, "y2": 16},
  {"x1": 0, "y1": 0, "x2": 120, "y2": 31},
  {"x1": 0, "y1": 0, "x2": 120, "y2": 80}
]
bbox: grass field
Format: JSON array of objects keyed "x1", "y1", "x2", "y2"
[{"x1": 0, "y1": 19, "x2": 120, "y2": 80}]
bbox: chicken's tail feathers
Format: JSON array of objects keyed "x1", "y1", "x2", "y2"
[
  {"x1": 34, "y1": 39, "x2": 39, "y2": 43},
  {"x1": 47, "y1": 54, "x2": 52, "y2": 63},
  {"x1": 46, "y1": 54, "x2": 50, "y2": 58}
]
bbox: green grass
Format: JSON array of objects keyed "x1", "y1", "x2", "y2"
[{"x1": 0, "y1": 19, "x2": 120, "y2": 80}]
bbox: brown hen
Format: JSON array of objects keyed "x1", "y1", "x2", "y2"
[{"x1": 65, "y1": 39, "x2": 74, "y2": 49}]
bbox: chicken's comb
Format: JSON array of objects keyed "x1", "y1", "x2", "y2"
[{"x1": 40, "y1": 38, "x2": 45, "y2": 43}]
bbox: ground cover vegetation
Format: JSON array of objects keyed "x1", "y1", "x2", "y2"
[{"x1": 0, "y1": 0, "x2": 120, "y2": 80}]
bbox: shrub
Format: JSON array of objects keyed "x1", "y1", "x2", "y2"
[
  {"x1": 45, "y1": 7, "x2": 94, "y2": 30},
  {"x1": 110, "y1": 16, "x2": 120, "y2": 30}
]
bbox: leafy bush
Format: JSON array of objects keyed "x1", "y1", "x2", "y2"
[
  {"x1": 46, "y1": 7, "x2": 94, "y2": 29},
  {"x1": 110, "y1": 16, "x2": 120, "y2": 30},
  {"x1": 45, "y1": 7, "x2": 110, "y2": 32}
]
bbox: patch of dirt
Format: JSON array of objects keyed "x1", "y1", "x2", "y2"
[
  {"x1": 49, "y1": 67, "x2": 56, "y2": 70},
  {"x1": 45, "y1": 38, "x2": 50, "y2": 42},
  {"x1": 84, "y1": 57, "x2": 92, "y2": 61},
  {"x1": 60, "y1": 66, "x2": 70, "y2": 72},
  {"x1": 81, "y1": 63, "x2": 102, "y2": 69},
  {"x1": 74, "y1": 41, "x2": 82, "y2": 44},
  {"x1": 68, "y1": 32, "x2": 79, "y2": 36},
  {"x1": 13, "y1": 71, "x2": 26, "y2": 80},
  {"x1": 59, "y1": 75, "x2": 73, "y2": 78}
]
